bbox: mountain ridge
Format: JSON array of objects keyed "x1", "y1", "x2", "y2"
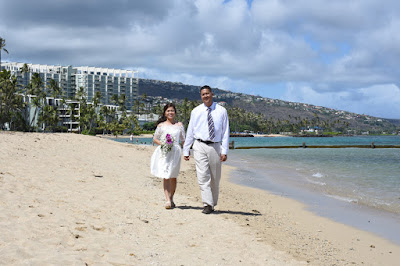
[{"x1": 139, "y1": 78, "x2": 400, "y2": 133}]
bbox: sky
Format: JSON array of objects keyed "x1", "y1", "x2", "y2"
[{"x1": 1, "y1": 0, "x2": 400, "y2": 119}]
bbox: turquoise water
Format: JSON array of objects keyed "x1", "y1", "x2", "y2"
[
  {"x1": 112, "y1": 137, "x2": 153, "y2": 145},
  {"x1": 231, "y1": 135, "x2": 400, "y2": 147},
  {"x1": 228, "y1": 136, "x2": 400, "y2": 214},
  {"x1": 112, "y1": 135, "x2": 400, "y2": 242},
  {"x1": 227, "y1": 136, "x2": 400, "y2": 244},
  {"x1": 115, "y1": 135, "x2": 400, "y2": 214},
  {"x1": 113, "y1": 135, "x2": 400, "y2": 214}
]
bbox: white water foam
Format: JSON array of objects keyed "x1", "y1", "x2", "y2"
[
  {"x1": 326, "y1": 194, "x2": 358, "y2": 203},
  {"x1": 312, "y1": 172, "x2": 324, "y2": 178},
  {"x1": 305, "y1": 177, "x2": 326, "y2": 186}
]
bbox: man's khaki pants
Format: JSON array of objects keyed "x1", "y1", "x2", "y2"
[{"x1": 193, "y1": 140, "x2": 222, "y2": 207}]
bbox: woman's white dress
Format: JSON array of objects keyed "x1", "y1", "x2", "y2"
[{"x1": 150, "y1": 123, "x2": 186, "y2": 179}]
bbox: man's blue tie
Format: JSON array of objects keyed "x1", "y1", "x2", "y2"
[{"x1": 207, "y1": 107, "x2": 215, "y2": 140}]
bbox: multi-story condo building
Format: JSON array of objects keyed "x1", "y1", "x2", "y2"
[
  {"x1": 48, "y1": 98, "x2": 81, "y2": 132},
  {"x1": 2, "y1": 62, "x2": 139, "y2": 110}
]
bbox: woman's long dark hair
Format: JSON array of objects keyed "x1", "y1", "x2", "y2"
[{"x1": 156, "y1": 103, "x2": 177, "y2": 125}]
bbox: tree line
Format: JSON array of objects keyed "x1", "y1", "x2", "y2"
[
  {"x1": 2, "y1": 67, "x2": 396, "y2": 136},
  {"x1": 0, "y1": 67, "x2": 142, "y2": 136},
  {"x1": 2, "y1": 36, "x2": 397, "y2": 136}
]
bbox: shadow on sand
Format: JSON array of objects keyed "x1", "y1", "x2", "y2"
[{"x1": 177, "y1": 205, "x2": 261, "y2": 216}]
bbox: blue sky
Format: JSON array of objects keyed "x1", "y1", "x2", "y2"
[{"x1": 1, "y1": 0, "x2": 400, "y2": 119}]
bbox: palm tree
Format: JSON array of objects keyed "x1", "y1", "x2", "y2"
[
  {"x1": 134, "y1": 98, "x2": 141, "y2": 115},
  {"x1": 58, "y1": 97, "x2": 68, "y2": 132},
  {"x1": 93, "y1": 91, "x2": 101, "y2": 107},
  {"x1": 118, "y1": 94, "x2": 126, "y2": 112},
  {"x1": 0, "y1": 37, "x2": 9, "y2": 70},
  {"x1": 28, "y1": 73, "x2": 45, "y2": 130},
  {"x1": 20, "y1": 63, "x2": 29, "y2": 73},
  {"x1": 180, "y1": 98, "x2": 190, "y2": 128},
  {"x1": 141, "y1": 93, "x2": 147, "y2": 114},
  {"x1": 74, "y1": 86, "x2": 86, "y2": 101},
  {"x1": 45, "y1": 79, "x2": 62, "y2": 130},
  {"x1": 67, "y1": 102, "x2": 76, "y2": 132},
  {"x1": 151, "y1": 103, "x2": 163, "y2": 117},
  {"x1": 19, "y1": 63, "x2": 30, "y2": 90},
  {"x1": 0, "y1": 70, "x2": 24, "y2": 130},
  {"x1": 38, "y1": 104, "x2": 59, "y2": 132},
  {"x1": 99, "y1": 105, "x2": 111, "y2": 134},
  {"x1": 48, "y1": 79, "x2": 61, "y2": 99},
  {"x1": 111, "y1": 94, "x2": 119, "y2": 106}
]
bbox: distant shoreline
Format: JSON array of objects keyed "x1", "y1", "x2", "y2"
[
  {"x1": 96, "y1": 133, "x2": 153, "y2": 139},
  {"x1": 231, "y1": 133, "x2": 289, "y2": 137}
]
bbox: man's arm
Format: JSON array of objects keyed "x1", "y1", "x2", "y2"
[{"x1": 220, "y1": 109, "x2": 230, "y2": 157}]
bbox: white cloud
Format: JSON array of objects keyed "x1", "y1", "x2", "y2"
[
  {"x1": 283, "y1": 83, "x2": 400, "y2": 119},
  {"x1": 1, "y1": 0, "x2": 400, "y2": 118}
]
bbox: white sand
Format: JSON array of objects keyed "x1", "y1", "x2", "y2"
[{"x1": 0, "y1": 132, "x2": 398, "y2": 265}]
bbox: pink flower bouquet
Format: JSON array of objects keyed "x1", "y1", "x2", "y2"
[{"x1": 160, "y1": 133, "x2": 174, "y2": 157}]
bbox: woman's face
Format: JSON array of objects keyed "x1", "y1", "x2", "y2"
[{"x1": 165, "y1": 106, "x2": 176, "y2": 120}]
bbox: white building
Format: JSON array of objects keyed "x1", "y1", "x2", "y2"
[
  {"x1": 2, "y1": 62, "x2": 139, "y2": 110},
  {"x1": 7, "y1": 94, "x2": 81, "y2": 132}
]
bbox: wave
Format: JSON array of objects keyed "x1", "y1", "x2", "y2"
[
  {"x1": 326, "y1": 194, "x2": 358, "y2": 203},
  {"x1": 312, "y1": 172, "x2": 324, "y2": 178}
]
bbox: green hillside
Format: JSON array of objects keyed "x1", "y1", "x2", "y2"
[{"x1": 139, "y1": 78, "x2": 400, "y2": 134}]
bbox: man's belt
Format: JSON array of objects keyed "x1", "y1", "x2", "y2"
[{"x1": 197, "y1": 139, "x2": 216, "y2": 145}]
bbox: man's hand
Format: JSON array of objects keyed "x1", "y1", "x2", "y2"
[
  {"x1": 184, "y1": 156, "x2": 190, "y2": 161},
  {"x1": 220, "y1": 154, "x2": 227, "y2": 162}
]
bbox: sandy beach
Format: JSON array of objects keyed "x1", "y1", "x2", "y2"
[{"x1": 1, "y1": 132, "x2": 399, "y2": 265}]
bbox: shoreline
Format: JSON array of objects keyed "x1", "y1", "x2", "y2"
[
  {"x1": 253, "y1": 133, "x2": 289, "y2": 137},
  {"x1": 228, "y1": 162, "x2": 400, "y2": 245},
  {"x1": 225, "y1": 150, "x2": 400, "y2": 244},
  {"x1": 213, "y1": 166, "x2": 400, "y2": 265},
  {"x1": 175, "y1": 146, "x2": 400, "y2": 265},
  {"x1": 1, "y1": 132, "x2": 398, "y2": 265},
  {"x1": 96, "y1": 133, "x2": 154, "y2": 139}
]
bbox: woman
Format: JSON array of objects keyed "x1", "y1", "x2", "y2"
[{"x1": 150, "y1": 103, "x2": 185, "y2": 209}]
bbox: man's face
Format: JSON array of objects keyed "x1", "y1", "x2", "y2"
[{"x1": 201, "y1": 88, "x2": 213, "y2": 107}]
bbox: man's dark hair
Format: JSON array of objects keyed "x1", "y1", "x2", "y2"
[{"x1": 200, "y1": 85, "x2": 212, "y2": 93}]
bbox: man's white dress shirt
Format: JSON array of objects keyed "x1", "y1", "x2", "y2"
[{"x1": 183, "y1": 102, "x2": 230, "y2": 156}]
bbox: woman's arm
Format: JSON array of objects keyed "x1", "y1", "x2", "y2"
[
  {"x1": 153, "y1": 138, "x2": 161, "y2": 146},
  {"x1": 153, "y1": 124, "x2": 162, "y2": 145}
]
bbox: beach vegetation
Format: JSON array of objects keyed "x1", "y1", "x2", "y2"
[
  {"x1": 0, "y1": 37, "x2": 9, "y2": 70},
  {"x1": 81, "y1": 128, "x2": 97, "y2": 136},
  {"x1": 321, "y1": 131, "x2": 343, "y2": 136},
  {"x1": 27, "y1": 73, "x2": 45, "y2": 130},
  {"x1": 0, "y1": 70, "x2": 27, "y2": 130},
  {"x1": 74, "y1": 91, "x2": 141, "y2": 136},
  {"x1": 133, "y1": 96, "x2": 145, "y2": 115},
  {"x1": 77, "y1": 87, "x2": 99, "y2": 134},
  {"x1": 39, "y1": 79, "x2": 62, "y2": 132},
  {"x1": 175, "y1": 99, "x2": 199, "y2": 129},
  {"x1": 1, "y1": 49, "x2": 399, "y2": 135},
  {"x1": 177, "y1": 98, "x2": 190, "y2": 128},
  {"x1": 142, "y1": 121, "x2": 157, "y2": 131}
]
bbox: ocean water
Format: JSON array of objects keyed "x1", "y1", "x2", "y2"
[
  {"x1": 231, "y1": 135, "x2": 400, "y2": 147},
  {"x1": 112, "y1": 137, "x2": 153, "y2": 145},
  {"x1": 112, "y1": 135, "x2": 400, "y2": 242},
  {"x1": 227, "y1": 136, "x2": 400, "y2": 244}
]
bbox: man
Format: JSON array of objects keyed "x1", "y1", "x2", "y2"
[{"x1": 183, "y1": 85, "x2": 230, "y2": 214}]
